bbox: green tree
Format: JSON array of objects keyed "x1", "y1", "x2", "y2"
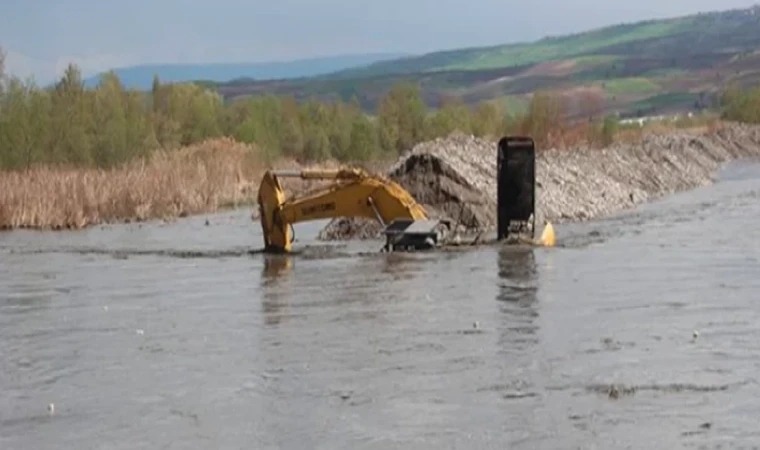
[
  {"x1": 521, "y1": 90, "x2": 566, "y2": 148},
  {"x1": 0, "y1": 77, "x2": 35, "y2": 169},
  {"x1": 601, "y1": 115, "x2": 619, "y2": 146},
  {"x1": 470, "y1": 101, "x2": 503, "y2": 138},
  {"x1": 49, "y1": 64, "x2": 94, "y2": 166},
  {"x1": 151, "y1": 74, "x2": 161, "y2": 113},
  {"x1": 425, "y1": 96, "x2": 473, "y2": 139},
  {"x1": 91, "y1": 71, "x2": 128, "y2": 167},
  {"x1": 347, "y1": 114, "x2": 379, "y2": 161},
  {"x1": 123, "y1": 90, "x2": 158, "y2": 160},
  {"x1": 721, "y1": 83, "x2": 760, "y2": 123},
  {"x1": 302, "y1": 124, "x2": 331, "y2": 161},
  {"x1": 377, "y1": 82, "x2": 426, "y2": 155},
  {"x1": 279, "y1": 95, "x2": 304, "y2": 159}
]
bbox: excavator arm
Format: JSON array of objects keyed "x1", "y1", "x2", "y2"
[{"x1": 257, "y1": 167, "x2": 437, "y2": 253}]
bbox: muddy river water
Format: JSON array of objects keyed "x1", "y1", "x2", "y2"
[{"x1": 2, "y1": 161, "x2": 760, "y2": 449}]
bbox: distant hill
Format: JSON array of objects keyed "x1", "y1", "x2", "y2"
[
  {"x1": 212, "y1": 5, "x2": 760, "y2": 119},
  {"x1": 82, "y1": 53, "x2": 408, "y2": 89}
]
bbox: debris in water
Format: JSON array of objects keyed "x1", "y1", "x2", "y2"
[
  {"x1": 682, "y1": 422, "x2": 712, "y2": 436},
  {"x1": 693, "y1": 330, "x2": 699, "y2": 341},
  {"x1": 461, "y1": 321, "x2": 484, "y2": 335},
  {"x1": 503, "y1": 392, "x2": 539, "y2": 400},
  {"x1": 608, "y1": 385, "x2": 619, "y2": 399},
  {"x1": 590, "y1": 381, "x2": 735, "y2": 399},
  {"x1": 605, "y1": 384, "x2": 638, "y2": 399},
  {"x1": 47, "y1": 403, "x2": 54, "y2": 415},
  {"x1": 136, "y1": 329, "x2": 144, "y2": 335}
]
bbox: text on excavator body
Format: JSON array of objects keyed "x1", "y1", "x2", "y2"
[{"x1": 301, "y1": 201, "x2": 337, "y2": 216}]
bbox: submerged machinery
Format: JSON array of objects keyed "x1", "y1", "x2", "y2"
[
  {"x1": 256, "y1": 167, "x2": 449, "y2": 253},
  {"x1": 255, "y1": 136, "x2": 554, "y2": 253}
]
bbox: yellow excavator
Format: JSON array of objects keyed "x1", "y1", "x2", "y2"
[
  {"x1": 256, "y1": 136, "x2": 555, "y2": 253},
  {"x1": 256, "y1": 167, "x2": 450, "y2": 253}
]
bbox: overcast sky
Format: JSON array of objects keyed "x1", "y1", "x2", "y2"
[{"x1": 2, "y1": 0, "x2": 759, "y2": 83}]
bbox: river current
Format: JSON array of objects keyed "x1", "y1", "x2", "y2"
[{"x1": 2, "y1": 161, "x2": 760, "y2": 449}]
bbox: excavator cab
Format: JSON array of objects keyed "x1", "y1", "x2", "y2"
[{"x1": 497, "y1": 136, "x2": 537, "y2": 242}]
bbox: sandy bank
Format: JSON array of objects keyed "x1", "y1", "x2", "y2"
[{"x1": 318, "y1": 122, "x2": 760, "y2": 240}]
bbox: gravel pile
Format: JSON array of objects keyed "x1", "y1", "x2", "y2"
[
  {"x1": 317, "y1": 123, "x2": 760, "y2": 241},
  {"x1": 537, "y1": 123, "x2": 760, "y2": 222},
  {"x1": 317, "y1": 133, "x2": 500, "y2": 240}
]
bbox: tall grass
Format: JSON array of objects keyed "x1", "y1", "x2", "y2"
[
  {"x1": 0, "y1": 137, "x2": 397, "y2": 230},
  {"x1": 0, "y1": 138, "x2": 265, "y2": 229}
]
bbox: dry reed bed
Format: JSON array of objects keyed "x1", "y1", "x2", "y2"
[
  {"x1": 0, "y1": 138, "x2": 268, "y2": 230},
  {"x1": 0, "y1": 136, "x2": 385, "y2": 230}
]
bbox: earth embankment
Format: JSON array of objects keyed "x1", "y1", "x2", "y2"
[{"x1": 317, "y1": 123, "x2": 760, "y2": 240}]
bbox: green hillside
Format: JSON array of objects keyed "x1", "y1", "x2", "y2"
[
  {"x1": 211, "y1": 5, "x2": 760, "y2": 119},
  {"x1": 328, "y1": 17, "x2": 693, "y2": 76}
]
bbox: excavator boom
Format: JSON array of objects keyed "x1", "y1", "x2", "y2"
[{"x1": 257, "y1": 167, "x2": 443, "y2": 253}]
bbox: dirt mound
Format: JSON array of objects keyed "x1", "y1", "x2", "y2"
[
  {"x1": 317, "y1": 123, "x2": 760, "y2": 241},
  {"x1": 317, "y1": 133, "x2": 499, "y2": 240}
]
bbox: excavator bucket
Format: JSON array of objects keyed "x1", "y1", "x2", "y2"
[{"x1": 497, "y1": 136, "x2": 536, "y2": 241}]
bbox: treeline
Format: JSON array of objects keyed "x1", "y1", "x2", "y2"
[{"x1": 0, "y1": 48, "x2": 729, "y2": 171}]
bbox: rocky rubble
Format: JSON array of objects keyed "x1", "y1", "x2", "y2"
[
  {"x1": 537, "y1": 123, "x2": 760, "y2": 223},
  {"x1": 317, "y1": 123, "x2": 760, "y2": 241},
  {"x1": 317, "y1": 133, "x2": 501, "y2": 240}
]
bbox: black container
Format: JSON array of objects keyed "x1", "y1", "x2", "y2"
[{"x1": 496, "y1": 136, "x2": 536, "y2": 240}]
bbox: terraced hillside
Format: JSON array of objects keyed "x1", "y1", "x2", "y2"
[{"x1": 212, "y1": 6, "x2": 760, "y2": 118}]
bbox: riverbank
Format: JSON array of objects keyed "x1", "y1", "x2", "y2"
[
  {"x1": 537, "y1": 121, "x2": 760, "y2": 223},
  {"x1": 0, "y1": 136, "x2": 384, "y2": 231},
  {"x1": 0, "y1": 138, "x2": 276, "y2": 230},
  {"x1": 2, "y1": 121, "x2": 758, "y2": 233},
  {"x1": 317, "y1": 122, "x2": 760, "y2": 240}
]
